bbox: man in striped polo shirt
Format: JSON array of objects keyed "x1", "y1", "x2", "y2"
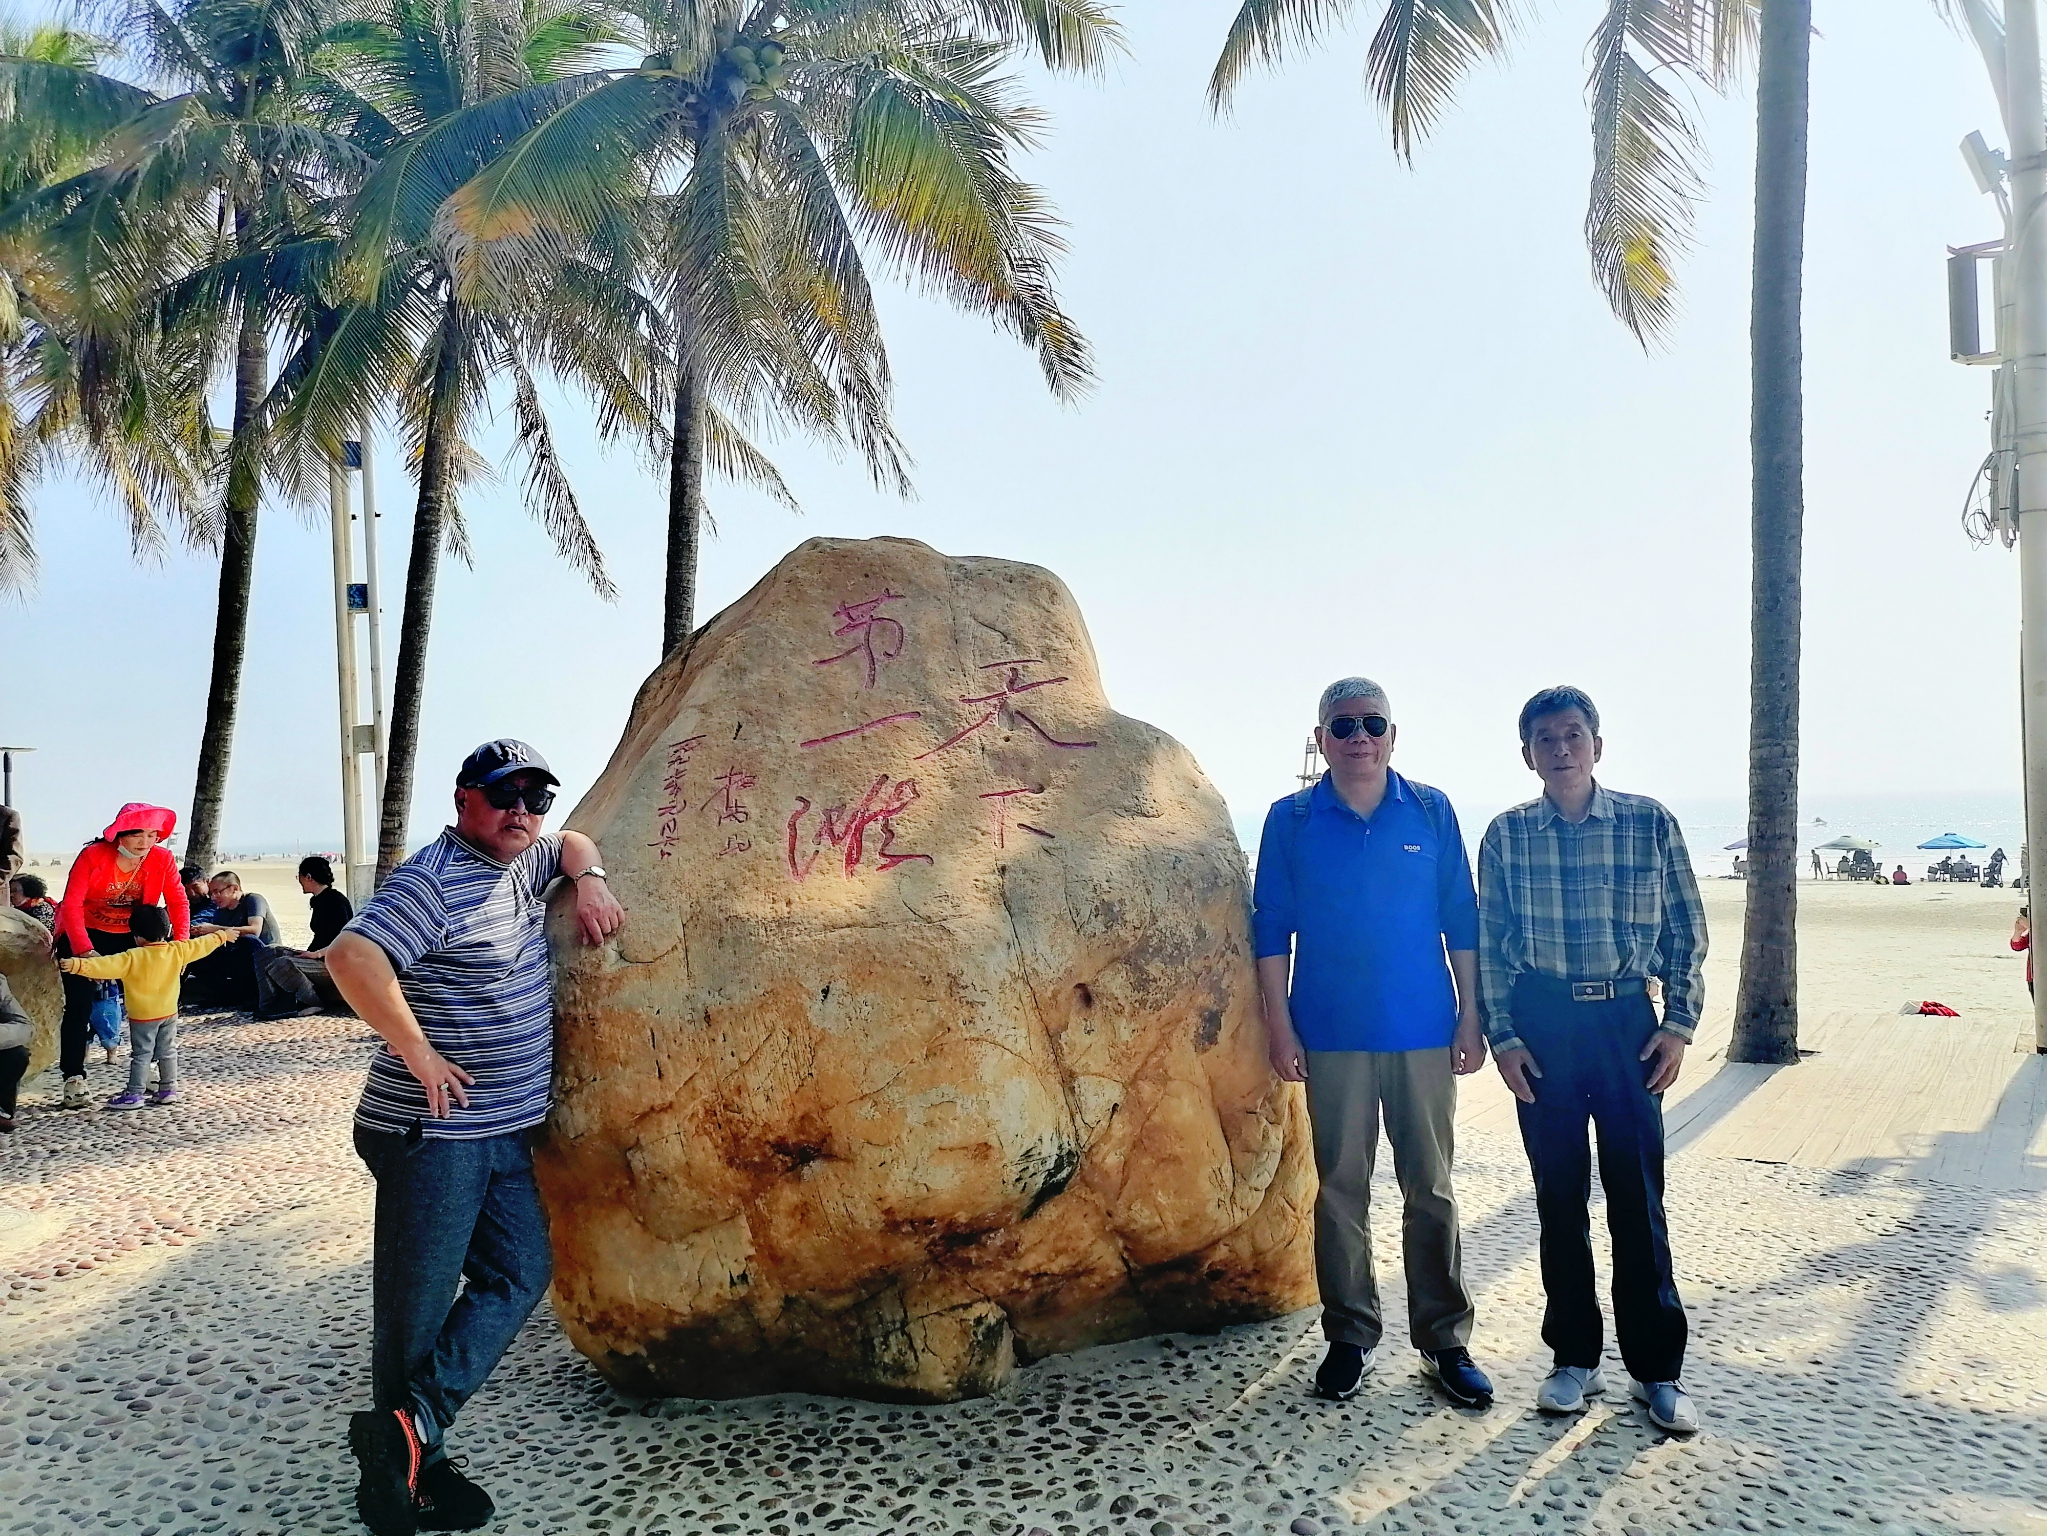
[{"x1": 328, "y1": 739, "x2": 624, "y2": 1536}]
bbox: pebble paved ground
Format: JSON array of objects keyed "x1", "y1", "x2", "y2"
[{"x1": 2, "y1": 1011, "x2": 2044, "y2": 1536}]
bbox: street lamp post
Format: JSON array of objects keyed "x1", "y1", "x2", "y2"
[
  {"x1": 1957, "y1": 0, "x2": 2047, "y2": 1053},
  {"x1": 328, "y1": 435, "x2": 390, "y2": 908},
  {"x1": 0, "y1": 746, "x2": 33, "y2": 807}
]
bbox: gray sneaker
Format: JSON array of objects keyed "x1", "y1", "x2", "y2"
[
  {"x1": 1631, "y1": 1378, "x2": 1699, "y2": 1434},
  {"x1": 1536, "y1": 1364, "x2": 1606, "y2": 1414},
  {"x1": 60, "y1": 1075, "x2": 88, "y2": 1110}
]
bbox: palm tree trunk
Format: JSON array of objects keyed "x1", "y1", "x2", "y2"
[
  {"x1": 1730, "y1": 0, "x2": 1810, "y2": 1066},
  {"x1": 663, "y1": 329, "x2": 706, "y2": 656},
  {"x1": 185, "y1": 306, "x2": 267, "y2": 872},
  {"x1": 375, "y1": 311, "x2": 464, "y2": 882}
]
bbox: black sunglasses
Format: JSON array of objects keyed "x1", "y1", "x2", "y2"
[
  {"x1": 1323, "y1": 714, "x2": 1390, "y2": 741},
  {"x1": 475, "y1": 780, "x2": 556, "y2": 815}
]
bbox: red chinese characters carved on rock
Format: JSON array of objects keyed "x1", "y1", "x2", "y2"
[
  {"x1": 650, "y1": 736, "x2": 706, "y2": 859},
  {"x1": 813, "y1": 591, "x2": 908, "y2": 689},
  {"x1": 786, "y1": 776, "x2": 935, "y2": 881},
  {"x1": 703, "y1": 766, "x2": 758, "y2": 825},
  {"x1": 915, "y1": 660, "x2": 1099, "y2": 760}
]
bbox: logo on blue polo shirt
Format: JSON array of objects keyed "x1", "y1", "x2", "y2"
[{"x1": 1404, "y1": 843, "x2": 1422, "y2": 853}]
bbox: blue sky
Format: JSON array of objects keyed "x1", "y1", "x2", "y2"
[{"x1": 0, "y1": 3, "x2": 2020, "y2": 858}]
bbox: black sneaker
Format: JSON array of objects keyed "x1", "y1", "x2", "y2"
[
  {"x1": 1313, "y1": 1341, "x2": 1376, "y2": 1401},
  {"x1": 1422, "y1": 1347, "x2": 1495, "y2": 1408},
  {"x1": 416, "y1": 1458, "x2": 495, "y2": 1532},
  {"x1": 348, "y1": 1409, "x2": 424, "y2": 1536}
]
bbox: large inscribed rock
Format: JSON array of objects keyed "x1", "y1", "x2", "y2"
[
  {"x1": 544, "y1": 536, "x2": 1315, "y2": 1402},
  {"x1": 0, "y1": 906, "x2": 62, "y2": 1079}
]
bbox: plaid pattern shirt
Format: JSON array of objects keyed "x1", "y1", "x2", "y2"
[{"x1": 1477, "y1": 783, "x2": 1707, "y2": 1054}]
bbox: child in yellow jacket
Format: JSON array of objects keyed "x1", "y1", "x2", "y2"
[{"x1": 59, "y1": 904, "x2": 236, "y2": 1109}]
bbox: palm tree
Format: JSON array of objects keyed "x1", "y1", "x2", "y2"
[
  {"x1": 2, "y1": 0, "x2": 368, "y2": 870},
  {"x1": 0, "y1": 22, "x2": 216, "y2": 592},
  {"x1": 1729, "y1": 0, "x2": 1808, "y2": 1064},
  {"x1": 301, "y1": 0, "x2": 673, "y2": 878},
  {"x1": 428, "y1": 0, "x2": 1117, "y2": 651}
]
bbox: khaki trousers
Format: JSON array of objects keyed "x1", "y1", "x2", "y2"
[{"x1": 1305, "y1": 1046, "x2": 1474, "y2": 1352}]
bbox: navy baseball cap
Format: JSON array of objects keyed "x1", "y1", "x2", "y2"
[{"x1": 456, "y1": 739, "x2": 560, "y2": 790}]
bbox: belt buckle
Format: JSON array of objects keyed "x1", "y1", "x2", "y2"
[{"x1": 1570, "y1": 981, "x2": 1614, "y2": 1003}]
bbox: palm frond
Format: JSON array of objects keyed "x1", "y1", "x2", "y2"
[
  {"x1": 950, "y1": 0, "x2": 1125, "y2": 75},
  {"x1": 1584, "y1": 0, "x2": 1747, "y2": 340},
  {"x1": 505, "y1": 351, "x2": 616, "y2": 596},
  {"x1": 1210, "y1": 0, "x2": 1360, "y2": 109},
  {"x1": 704, "y1": 399, "x2": 798, "y2": 508},
  {"x1": 1367, "y1": 1, "x2": 1515, "y2": 158}
]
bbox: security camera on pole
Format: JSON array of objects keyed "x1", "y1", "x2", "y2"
[{"x1": 1953, "y1": 0, "x2": 2047, "y2": 1052}]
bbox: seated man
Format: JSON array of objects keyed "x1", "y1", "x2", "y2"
[
  {"x1": 258, "y1": 856, "x2": 355, "y2": 1019},
  {"x1": 1891, "y1": 865, "x2": 1910, "y2": 885},
  {"x1": 182, "y1": 864, "x2": 215, "y2": 921},
  {"x1": 184, "y1": 870, "x2": 281, "y2": 1013},
  {"x1": 9, "y1": 874, "x2": 56, "y2": 937}
]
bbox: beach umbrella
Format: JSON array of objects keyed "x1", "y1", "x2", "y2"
[
  {"x1": 1916, "y1": 832, "x2": 1987, "y2": 850},
  {"x1": 1815, "y1": 835, "x2": 1879, "y2": 851},
  {"x1": 1724, "y1": 838, "x2": 1748, "y2": 851}
]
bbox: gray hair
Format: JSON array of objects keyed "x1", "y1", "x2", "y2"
[{"x1": 1318, "y1": 676, "x2": 1390, "y2": 725}]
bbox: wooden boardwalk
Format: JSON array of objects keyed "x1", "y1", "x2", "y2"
[{"x1": 1458, "y1": 1003, "x2": 2047, "y2": 1191}]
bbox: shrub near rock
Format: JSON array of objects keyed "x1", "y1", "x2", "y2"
[{"x1": 543, "y1": 536, "x2": 1315, "y2": 1402}]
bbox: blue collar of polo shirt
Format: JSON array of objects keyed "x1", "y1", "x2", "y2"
[
  {"x1": 1535, "y1": 780, "x2": 1614, "y2": 828},
  {"x1": 1313, "y1": 767, "x2": 1410, "y2": 823}
]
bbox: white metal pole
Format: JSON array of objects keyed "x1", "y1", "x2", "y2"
[
  {"x1": 2004, "y1": 0, "x2": 2047, "y2": 1052},
  {"x1": 360, "y1": 419, "x2": 389, "y2": 813},
  {"x1": 329, "y1": 457, "x2": 366, "y2": 907}
]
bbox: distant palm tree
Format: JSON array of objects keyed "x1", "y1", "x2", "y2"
[
  {"x1": 2, "y1": 0, "x2": 367, "y2": 870},
  {"x1": 433, "y1": 0, "x2": 1117, "y2": 651}
]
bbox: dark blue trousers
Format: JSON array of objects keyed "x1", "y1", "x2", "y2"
[
  {"x1": 354, "y1": 1126, "x2": 553, "y2": 1453},
  {"x1": 1511, "y1": 979, "x2": 1687, "y2": 1384}
]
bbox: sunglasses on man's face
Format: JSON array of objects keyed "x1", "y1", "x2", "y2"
[
  {"x1": 476, "y1": 780, "x2": 556, "y2": 815},
  {"x1": 1323, "y1": 714, "x2": 1390, "y2": 741}
]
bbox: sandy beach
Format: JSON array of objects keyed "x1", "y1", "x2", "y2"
[{"x1": 0, "y1": 878, "x2": 2041, "y2": 1536}]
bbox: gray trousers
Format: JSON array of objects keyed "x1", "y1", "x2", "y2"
[
  {"x1": 1305, "y1": 1046, "x2": 1474, "y2": 1352},
  {"x1": 126, "y1": 1017, "x2": 178, "y2": 1096}
]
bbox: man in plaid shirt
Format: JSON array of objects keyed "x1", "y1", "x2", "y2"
[{"x1": 1478, "y1": 686, "x2": 1707, "y2": 1435}]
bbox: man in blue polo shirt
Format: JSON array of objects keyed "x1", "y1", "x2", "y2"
[{"x1": 1254, "y1": 677, "x2": 1493, "y2": 1408}]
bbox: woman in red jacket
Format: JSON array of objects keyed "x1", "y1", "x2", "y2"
[{"x1": 55, "y1": 803, "x2": 189, "y2": 1109}]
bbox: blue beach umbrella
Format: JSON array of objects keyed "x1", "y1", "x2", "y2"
[{"x1": 1917, "y1": 833, "x2": 1988, "y2": 850}]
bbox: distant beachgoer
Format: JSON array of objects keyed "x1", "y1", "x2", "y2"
[
  {"x1": 10, "y1": 874, "x2": 56, "y2": 938},
  {"x1": 0, "y1": 971, "x2": 30, "y2": 1132},
  {"x1": 1836, "y1": 855, "x2": 1851, "y2": 879},
  {"x1": 1987, "y1": 849, "x2": 2007, "y2": 888},
  {"x1": 327, "y1": 739, "x2": 624, "y2": 1535},
  {"x1": 1810, "y1": 850, "x2": 1822, "y2": 881},
  {"x1": 257, "y1": 856, "x2": 354, "y2": 1019},
  {"x1": 184, "y1": 871, "x2": 279, "y2": 1013},
  {"x1": 2014, "y1": 907, "x2": 2032, "y2": 999},
  {"x1": 58, "y1": 903, "x2": 234, "y2": 1109},
  {"x1": 1478, "y1": 687, "x2": 1705, "y2": 1436},
  {"x1": 1891, "y1": 866, "x2": 1909, "y2": 885},
  {"x1": 54, "y1": 804, "x2": 190, "y2": 1110}
]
